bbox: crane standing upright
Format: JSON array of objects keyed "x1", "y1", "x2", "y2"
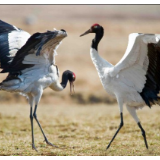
[
  {"x1": 0, "y1": 20, "x2": 76, "y2": 151},
  {"x1": 80, "y1": 23, "x2": 160, "y2": 149}
]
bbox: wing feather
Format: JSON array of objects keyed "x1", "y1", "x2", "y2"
[
  {"x1": 3, "y1": 30, "x2": 67, "y2": 75},
  {"x1": 108, "y1": 33, "x2": 160, "y2": 107},
  {"x1": 108, "y1": 33, "x2": 140, "y2": 76},
  {"x1": 0, "y1": 20, "x2": 30, "y2": 70}
]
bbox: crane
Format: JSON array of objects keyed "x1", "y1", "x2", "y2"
[
  {"x1": 80, "y1": 23, "x2": 160, "y2": 149},
  {"x1": 0, "y1": 20, "x2": 76, "y2": 151}
]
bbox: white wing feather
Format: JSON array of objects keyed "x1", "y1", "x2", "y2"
[
  {"x1": 16, "y1": 30, "x2": 67, "y2": 91},
  {"x1": 8, "y1": 30, "x2": 31, "y2": 56},
  {"x1": 108, "y1": 33, "x2": 160, "y2": 92}
]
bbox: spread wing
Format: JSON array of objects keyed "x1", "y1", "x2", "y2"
[
  {"x1": 0, "y1": 20, "x2": 31, "y2": 70},
  {"x1": 3, "y1": 29, "x2": 67, "y2": 77},
  {"x1": 108, "y1": 33, "x2": 160, "y2": 107}
]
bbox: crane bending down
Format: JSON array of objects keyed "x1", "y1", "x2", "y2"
[
  {"x1": 80, "y1": 24, "x2": 160, "y2": 149},
  {"x1": 0, "y1": 20, "x2": 76, "y2": 151}
]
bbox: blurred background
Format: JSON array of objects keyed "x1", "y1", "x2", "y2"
[{"x1": 0, "y1": 5, "x2": 160, "y2": 105}]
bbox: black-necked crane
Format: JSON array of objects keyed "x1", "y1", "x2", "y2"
[
  {"x1": 0, "y1": 20, "x2": 76, "y2": 151},
  {"x1": 80, "y1": 23, "x2": 160, "y2": 149}
]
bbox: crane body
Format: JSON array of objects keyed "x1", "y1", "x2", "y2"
[
  {"x1": 0, "y1": 20, "x2": 76, "y2": 151},
  {"x1": 80, "y1": 24, "x2": 160, "y2": 149}
]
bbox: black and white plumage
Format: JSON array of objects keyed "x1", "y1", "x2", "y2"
[
  {"x1": 80, "y1": 24, "x2": 160, "y2": 149},
  {"x1": 0, "y1": 20, "x2": 31, "y2": 70},
  {"x1": 0, "y1": 20, "x2": 76, "y2": 151}
]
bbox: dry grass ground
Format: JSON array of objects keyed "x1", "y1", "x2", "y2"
[{"x1": 0, "y1": 103, "x2": 160, "y2": 156}]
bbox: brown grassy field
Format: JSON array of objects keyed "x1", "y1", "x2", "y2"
[
  {"x1": 0, "y1": 103, "x2": 160, "y2": 156},
  {"x1": 0, "y1": 5, "x2": 160, "y2": 156}
]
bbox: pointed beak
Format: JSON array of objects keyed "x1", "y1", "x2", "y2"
[
  {"x1": 70, "y1": 81, "x2": 75, "y2": 95},
  {"x1": 80, "y1": 29, "x2": 92, "y2": 37}
]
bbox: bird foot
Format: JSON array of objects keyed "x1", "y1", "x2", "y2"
[
  {"x1": 44, "y1": 139, "x2": 58, "y2": 148},
  {"x1": 106, "y1": 145, "x2": 110, "y2": 150},
  {"x1": 32, "y1": 143, "x2": 38, "y2": 152}
]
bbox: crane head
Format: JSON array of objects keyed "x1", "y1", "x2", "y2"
[
  {"x1": 68, "y1": 71, "x2": 76, "y2": 95},
  {"x1": 62, "y1": 70, "x2": 76, "y2": 95},
  {"x1": 80, "y1": 23, "x2": 101, "y2": 37}
]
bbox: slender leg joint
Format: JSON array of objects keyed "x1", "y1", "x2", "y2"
[
  {"x1": 30, "y1": 106, "x2": 38, "y2": 151},
  {"x1": 30, "y1": 115, "x2": 33, "y2": 120},
  {"x1": 33, "y1": 113, "x2": 37, "y2": 119},
  {"x1": 137, "y1": 122, "x2": 148, "y2": 149},
  {"x1": 106, "y1": 113, "x2": 124, "y2": 149},
  {"x1": 119, "y1": 121, "x2": 124, "y2": 128},
  {"x1": 33, "y1": 105, "x2": 58, "y2": 148}
]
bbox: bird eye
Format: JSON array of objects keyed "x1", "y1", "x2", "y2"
[{"x1": 72, "y1": 75, "x2": 76, "y2": 81}]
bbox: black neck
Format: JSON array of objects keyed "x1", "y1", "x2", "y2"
[
  {"x1": 61, "y1": 74, "x2": 68, "y2": 89},
  {"x1": 60, "y1": 70, "x2": 71, "y2": 89},
  {"x1": 91, "y1": 27, "x2": 104, "y2": 51}
]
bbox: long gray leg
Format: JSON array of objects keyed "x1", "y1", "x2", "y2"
[
  {"x1": 33, "y1": 104, "x2": 58, "y2": 147},
  {"x1": 28, "y1": 95, "x2": 38, "y2": 151},
  {"x1": 107, "y1": 96, "x2": 124, "y2": 149},
  {"x1": 30, "y1": 106, "x2": 38, "y2": 151},
  {"x1": 126, "y1": 105, "x2": 148, "y2": 149},
  {"x1": 106, "y1": 113, "x2": 123, "y2": 149}
]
